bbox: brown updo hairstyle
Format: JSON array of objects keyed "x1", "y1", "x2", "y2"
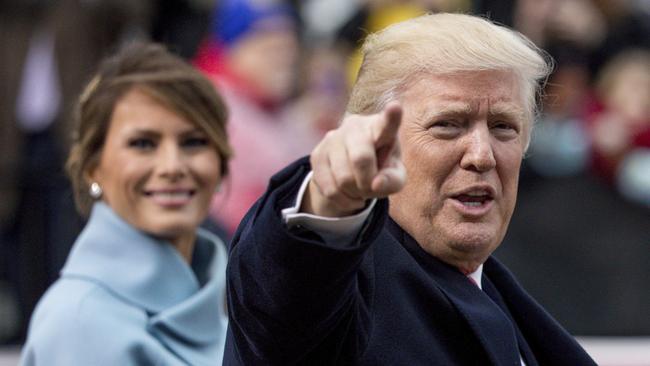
[{"x1": 66, "y1": 42, "x2": 232, "y2": 217}]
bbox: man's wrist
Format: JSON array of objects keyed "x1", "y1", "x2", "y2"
[
  {"x1": 300, "y1": 180, "x2": 368, "y2": 218},
  {"x1": 282, "y1": 171, "x2": 377, "y2": 243}
]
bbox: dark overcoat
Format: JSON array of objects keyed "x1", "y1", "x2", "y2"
[{"x1": 223, "y1": 157, "x2": 596, "y2": 366}]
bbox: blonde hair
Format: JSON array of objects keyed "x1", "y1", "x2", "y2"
[
  {"x1": 67, "y1": 42, "x2": 232, "y2": 216},
  {"x1": 348, "y1": 13, "x2": 553, "y2": 143}
]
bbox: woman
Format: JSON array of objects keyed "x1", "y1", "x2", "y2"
[{"x1": 20, "y1": 43, "x2": 232, "y2": 365}]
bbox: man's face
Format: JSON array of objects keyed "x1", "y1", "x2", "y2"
[{"x1": 389, "y1": 70, "x2": 528, "y2": 272}]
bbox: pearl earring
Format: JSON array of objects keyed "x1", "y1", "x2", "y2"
[{"x1": 89, "y1": 182, "x2": 103, "y2": 198}]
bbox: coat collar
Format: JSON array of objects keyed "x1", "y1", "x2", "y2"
[{"x1": 61, "y1": 202, "x2": 228, "y2": 350}]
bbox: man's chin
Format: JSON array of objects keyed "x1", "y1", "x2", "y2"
[
  {"x1": 416, "y1": 231, "x2": 496, "y2": 269},
  {"x1": 443, "y1": 227, "x2": 501, "y2": 261}
]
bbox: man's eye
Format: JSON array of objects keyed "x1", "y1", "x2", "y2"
[
  {"x1": 431, "y1": 120, "x2": 459, "y2": 128},
  {"x1": 492, "y1": 122, "x2": 519, "y2": 133},
  {"x1": 429, "y1": 120, "x2": 462, "y2": 139},
  {"x1": 491, "y1": 122, "x2": 520, "y2": 140},
  {"x1": 493, "y1": 122, "x2": 514, "y2": 130},
  {"x1": 128, "y1": 138, "x2": 155, "y2": 149}
]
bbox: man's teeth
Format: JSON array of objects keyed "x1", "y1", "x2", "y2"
[{"x1": 462, "y1": 201, "x2": 483, "y2": 207}]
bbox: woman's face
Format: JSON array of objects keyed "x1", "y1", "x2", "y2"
[{"x1": 90, "y1": 88, "x2": 222, "y2": 248}]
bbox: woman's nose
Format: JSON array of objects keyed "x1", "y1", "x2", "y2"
[{"x1": 157, "y1": 144, "x2": 186, "y2": 179}]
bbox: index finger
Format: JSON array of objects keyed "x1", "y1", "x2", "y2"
[{"x1": 372, "y1": 101, "x2": 403, "y2": 148}]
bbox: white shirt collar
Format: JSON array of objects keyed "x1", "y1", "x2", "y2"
[{"x1": 467, "y1": 264, "x2": 484, "y2": 289}]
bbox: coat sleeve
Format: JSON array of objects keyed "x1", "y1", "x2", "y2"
[{"x1": 224, "y1": 157, "x2": 389, "y2": 365}]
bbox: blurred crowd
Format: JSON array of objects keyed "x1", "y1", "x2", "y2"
[{"x1": 0, "y1": 0, "x2": 648, "y2": 345}]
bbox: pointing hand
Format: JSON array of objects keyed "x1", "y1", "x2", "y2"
[{"x1": 302, "y1": 102, "x2": 406, "y2": 217}]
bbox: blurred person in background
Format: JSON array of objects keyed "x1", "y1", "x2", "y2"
[
  {"x1": 0, "y1": 0, "x2": 227, "y2": 344},
  {"x1": 586, "y1": 49, "x2": 650, "y2": 205},
  {"x1": 20, "y1": 43, "x2": 231, "y2": 365},
  {"x1": 282, "y1": 44, "x2": 351, "y2": 137},
  {"x1": 511, "y1": 0, "x2": 606, "y2": 177},
  {"x1": 0, "y1": 0, "x2": 152, "y2": 343},
  {"x1": 194, "y1": 0, "x2": 320, "y2": 235}
]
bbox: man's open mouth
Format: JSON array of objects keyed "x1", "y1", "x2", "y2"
[{"x1": 454, "y1": 191, "x2": 493, "y2": 207}]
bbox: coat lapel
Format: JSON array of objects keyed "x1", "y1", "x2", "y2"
[
  {"x1": 483, "y1": 258, "x2": 597, "y2": 366},
  {"x1": 390, "y1": 220, "x2": 521, "y2": 366},
  {"x1": 147, "y1": 229, "x2": 228, "y2": 366},
  {"x1": 424, "y1": 258, "x2": 521, "y2": 366},
  {"x1": 482, "y1": 275, "x2": 539, "y2": 366},
  {"x1": 62, "y1": 203, "x2": 228, "y2": 366}
]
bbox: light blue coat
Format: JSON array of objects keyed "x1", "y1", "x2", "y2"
[{"x1": 20, "y1": 202, "x2": 228, "y2": 365}]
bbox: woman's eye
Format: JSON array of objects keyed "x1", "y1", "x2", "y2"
[
  {"x1": 182, "y1": 137, "x2": 209, "y2": 148},
  {"x1": 128, "y1": 138, "x2": 155, "y2": 149}
]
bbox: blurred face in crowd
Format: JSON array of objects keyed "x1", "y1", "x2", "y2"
[
  {"x1": 605, "y1": 62, "x2": 650, "y2": 128},
  {"x1": 227, "y1": 21, "x2": 299, "y2": 102},
  {"x1": 389, "y1": 70, "x2": 528, "y2": 273},
  {"x1": 90, "y1": 88, "x2": 222, "y2": 250}
]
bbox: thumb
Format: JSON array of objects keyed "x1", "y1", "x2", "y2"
[{"x1": 370, "y1": 154, "x2": 406, "y2": 197}]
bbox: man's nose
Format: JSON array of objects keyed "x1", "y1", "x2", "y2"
[
  {"x1": 459, "y1": 125, "x2": 496, "y2": 173},
  {"x1": 157, "y1": 144, "x2": 186, "y2": 179}
]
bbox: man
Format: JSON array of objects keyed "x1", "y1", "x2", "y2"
[{"x1": 223, "y1": 13, "x2": 597, "y2": 365}]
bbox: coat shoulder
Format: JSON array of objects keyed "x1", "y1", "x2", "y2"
[{"x1": 21, "y1": 278, "x2": 167, "y2": 366}]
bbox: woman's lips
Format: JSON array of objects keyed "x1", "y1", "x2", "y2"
[{"x1": 144, "y1": 189, "x2": 195, "y2": 207}]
